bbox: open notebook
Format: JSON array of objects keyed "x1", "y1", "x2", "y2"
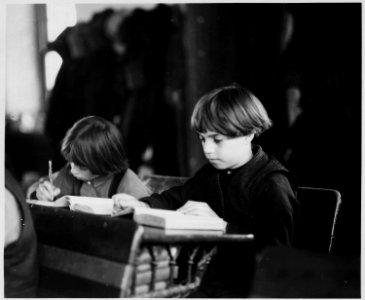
[
  {"x1": 27, "y1": 196, "x2": 113, "y2": 214},
  {"x1": 27, "y1": 196, "x2": 226, "y2": 232}
]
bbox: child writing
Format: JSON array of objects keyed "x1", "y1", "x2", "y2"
[
  {"x1": 29, "y1": 116, "x2": 150, "y2": 201},
  {"x1": 113, "y1": 84, "x2": 298, "y2": 297}
]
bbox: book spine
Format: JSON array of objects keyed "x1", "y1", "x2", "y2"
[
  {"x1": 130, "y1": 245, "x2": 180, "y2": 295},
  {"x1": 134, "y1": 281, "x2": 167, "y2": 295},
  {"x1": 135, "y1": 266, "x2": 177, "y2": 285},
  {"x1": 137, "y1": 246, "x2": 174, "y2": 264},
  {"x1": 136, "y1": 260, "x2": 170, "y2": 272}
]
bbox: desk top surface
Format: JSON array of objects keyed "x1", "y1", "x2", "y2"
[
  {"x1": 142, "y1": 226, "x2": 254, "y2": 244},
  {"x1": 30, "y1": 205, "x2": 254, "y2": 245}
]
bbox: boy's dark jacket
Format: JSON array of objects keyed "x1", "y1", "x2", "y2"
[{"x1": 140, "y1": 145, "x2": 298, "y2": 297}]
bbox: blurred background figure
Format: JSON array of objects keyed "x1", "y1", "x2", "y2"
[{"x1": 43, "y1": 5, "x2": 183, "y2": 177}]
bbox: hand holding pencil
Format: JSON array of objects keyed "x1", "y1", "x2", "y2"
[{"x1": 35, "y1": 160, "x2": 60, "y2": 202}]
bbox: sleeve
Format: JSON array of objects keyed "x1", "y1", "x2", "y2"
[
  {"x1": 116, "y1": 169, "x2": 151, "y2": 199},
  {"x1": 139, "y1": 173, "x2": 201, "y2": 211},
  {"x1": 5, "y1": 188, "x2": 21, "y2": 246},
  {"x1": 253, "y1": 174, "x2": 298, "y2": 249},
  {"x1": 52, "y1": 164, "x2": 76, "y2": 197},
  {"x1": 28, "y1": 164, "x2": 74, "y2": 199}
]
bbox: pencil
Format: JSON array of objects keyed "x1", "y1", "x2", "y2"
[
  {"x1": 48, "y1": 160, "x2": 54, "y2": 201},
  {"x1": 48, "y1": 160, "x2": 53, "y2": 185}
]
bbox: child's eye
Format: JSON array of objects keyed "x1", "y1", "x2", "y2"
[{"x1": 213, "y1": 135, "x2": 226, "y2": 143}]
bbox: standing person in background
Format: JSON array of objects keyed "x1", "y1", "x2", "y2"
[
  {"x1": 113, "y1": 84, "x2": 298, "y2": 297},
  {"x1": 5, "y1": 168, "x2": 38, "y2": 297},
  {"x1": 28, "y1": 116, "x2": 150, "y2": 201}
]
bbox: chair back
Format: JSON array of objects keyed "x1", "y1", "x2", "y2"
[
  {"x1": 248, "y1": 246, "x2": 360, "y2": 298},
  {"x1": 294, "y1": 186, "x2": 341, "y2": 254}
]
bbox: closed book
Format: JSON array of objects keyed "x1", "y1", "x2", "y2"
[{"x1": 132, "y1": 207, "x2": 226, "y2": 231}]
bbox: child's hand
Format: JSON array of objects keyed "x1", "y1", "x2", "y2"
[
  {"x1": 112, "y1": 193, "x2": 150, "y2": 213},
  {"x1": 36, "y1": 181, "x2": 61, "y2": 202},
  {"x1": 177, "y1": 200, "x2": 219, "y2": 218}
]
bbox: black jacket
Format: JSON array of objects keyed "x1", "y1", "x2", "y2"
[{"x1": 141, "y1": 145, "x2": 298, "y2": 297}]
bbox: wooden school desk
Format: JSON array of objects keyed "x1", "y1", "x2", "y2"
[{"x1": 29, "y1": 205, "x2": 254, "y2": 298}]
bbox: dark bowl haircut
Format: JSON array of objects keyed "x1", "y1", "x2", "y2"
[
  {"x1": 191, "y1": 84, "x2": 272, "y2": 137},
  {"x1": 61, "y1": 116, "x2": 128, "y2": 175}
]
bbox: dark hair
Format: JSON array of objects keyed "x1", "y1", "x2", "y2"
[
  {"x1": 61, "y1": 116, "x2": 128, "y2": 176},
  {"x1": 191, "y1": 84, "x2": 272, "y2": 137}
]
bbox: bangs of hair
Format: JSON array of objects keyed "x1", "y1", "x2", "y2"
[
  {"x1": 191, "y1": 93, "x2": 224, "y2": 134},
  {"x1": 61, "y1": 116, "x2": 128, "y2": 175},
  {"x1": 63, "y1": 138, "x2": 98, "y2": 172}
]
